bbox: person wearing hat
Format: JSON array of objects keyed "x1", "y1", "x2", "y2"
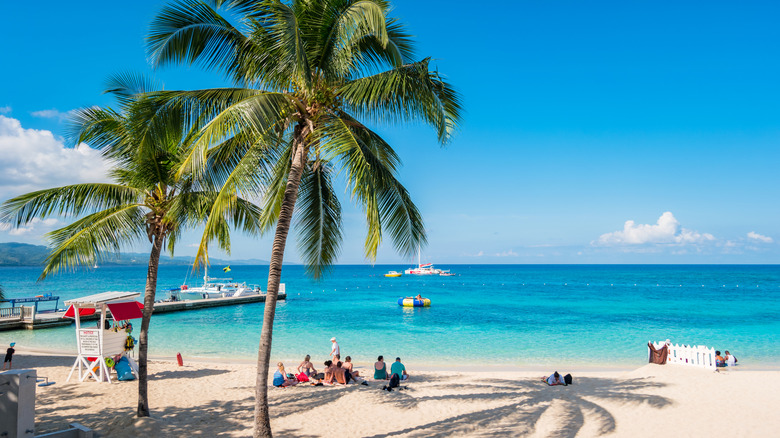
[
  {"x1": 3, "y1": 342, "x2": 15, "y2": 370},
  {"x1": 330, "y1": 337, "x2": 340, "y2": 361}
]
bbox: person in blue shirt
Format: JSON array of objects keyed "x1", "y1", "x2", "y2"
[
  {"x1": 390, "y1": 357, "x2": 408, "y2": 381},
  {"x1": 273, "y1": 362, "x2": 297, "y2": 387}
]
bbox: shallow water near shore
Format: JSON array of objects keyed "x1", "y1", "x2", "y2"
[{"x1": 2, "y1": 264, "x2": 779, "y2": 368}]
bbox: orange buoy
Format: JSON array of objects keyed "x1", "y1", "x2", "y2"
[{"x1": 176, "y1": 352, "x2": 184, "y2": 366}]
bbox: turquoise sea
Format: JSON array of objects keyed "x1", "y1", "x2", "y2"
[{"x1": 1, "y1": 264, "x2": 779, "y2": 369}]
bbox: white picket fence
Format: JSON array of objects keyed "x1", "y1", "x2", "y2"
[{"x1": 649, "y1": 340, "x2": 716, "y2": 370}]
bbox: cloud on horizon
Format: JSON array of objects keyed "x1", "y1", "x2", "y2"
[
  {"x1": 747, "y1": 231, "x2": 773, "y2": 243},
  {"x1": 595, "y1": 212, "x2": 715, "y2": 246},
  {"x1": 0, "y1": 115, "x2": 112, "y2": 201}
]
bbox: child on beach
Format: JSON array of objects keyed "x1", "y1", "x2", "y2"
[{"x1": 3, "y1": 342, "x2": 15, "y2": 370}]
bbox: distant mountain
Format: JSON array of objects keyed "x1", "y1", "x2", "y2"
[
  {"x1": 0, "y1": 242, "x2": 49, "y2": 265},
  {"x1": 0, "y1": 242, "x2": 282, "y2": 266}
]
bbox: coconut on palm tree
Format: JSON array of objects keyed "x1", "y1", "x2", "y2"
[
  {"x1": 147, "y1": 1, "x2": 461, "y2": 435},
  {"x1": 0, "y1": 74, "x2": 262, "y2": 417}
]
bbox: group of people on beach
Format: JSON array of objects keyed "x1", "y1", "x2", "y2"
[
  {"x1": 715, "y1": 350, "x2": 737, "y2": 367},
  {"x1": 272, "y1": 337, "x2": 409, "y2": 389}
]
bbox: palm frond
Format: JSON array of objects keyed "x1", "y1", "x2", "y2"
[
  {"x1": 40, "y1": 205, "x2": 146, "y2": 279},
  {"x1": 147, "y1": 0, "x2": 248, "y2": 75},
  {"x1": 296, "y1": 162, "x2": 342, "y2": 278},
  {"x1": 0, "y1": 184, "x2": 144, "y2": 226},
  {"x1": 338, "y1": 58, "x2": 463, "y2": 144}
]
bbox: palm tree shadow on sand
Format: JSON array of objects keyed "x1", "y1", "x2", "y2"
[{"x1": 355, "y1": 375, "x2": 672, "y2": 438}]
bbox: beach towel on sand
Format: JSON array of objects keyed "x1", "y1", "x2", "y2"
[{"x1": 648, "y1": 342, "x2": 668, "y2": 365}]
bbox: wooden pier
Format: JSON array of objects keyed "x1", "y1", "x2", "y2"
[{"x1": 0, "y1": 292, "x2": 286, "y2": 331}]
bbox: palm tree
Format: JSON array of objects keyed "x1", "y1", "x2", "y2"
[
  {"x1": 0, "y1": 74, "x2": 261, "y2": 417},
  {"x1": 147, "y1": 1, "x2": 461, "y2": 435}
]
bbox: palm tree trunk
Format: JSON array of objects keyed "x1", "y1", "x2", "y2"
[
  {"x1": 254, "y1": 126, "x2": 310, "y2": 438},
  {"x1": 137, "y1": 230, "x2": 164, "y2": 417}
]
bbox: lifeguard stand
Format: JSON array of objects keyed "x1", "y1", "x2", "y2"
[{"x1": 64, "y1": 291, "x2": 144, "y2": 384}]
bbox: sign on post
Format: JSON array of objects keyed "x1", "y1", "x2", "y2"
[{"x1": 78, "y1": 329, "x2": 101, "y2": 356}]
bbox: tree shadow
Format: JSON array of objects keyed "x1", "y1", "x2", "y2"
[
  {"x1": 362, "y1": 375, "x2": 671, "y2": 438},
  {"x1": 151, "y1": 368, "x2": 230, "y2": 380}
]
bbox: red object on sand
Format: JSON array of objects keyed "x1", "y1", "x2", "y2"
[{"x1": 176, "y1": 353, "x2": 183, "y2": 366}]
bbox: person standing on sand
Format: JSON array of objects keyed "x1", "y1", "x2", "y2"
[
  {"x1": 3, "y1": 342, "x2": 15, "y2": 371},
  {"x1": 330, "y1": 337, "x2": 340, "y2": 360}
]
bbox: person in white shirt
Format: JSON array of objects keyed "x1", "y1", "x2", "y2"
[
  {"x1": 330, "y1": 337, "x2": 340, "y2": 360},
  {"x1": 725, "y1": 350, "x2": 737, "y2": 367},
  {"x1": 545, "y1": 371, "x2": 566, "y2": 386}
]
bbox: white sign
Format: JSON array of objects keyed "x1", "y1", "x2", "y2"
[{"x1": 79, "y1": 329, "x2": 101, "y2": 356}]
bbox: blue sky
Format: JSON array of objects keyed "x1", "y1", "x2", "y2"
[{"x1": 1, "y1": 0, "x2": 779, "y2": 264}]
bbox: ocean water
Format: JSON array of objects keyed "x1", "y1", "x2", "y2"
[{"x1": 1, "y1": 264, "x2": 779, "y2": 369}]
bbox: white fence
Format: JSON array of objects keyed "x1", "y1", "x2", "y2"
[{"x1": 649, "y1": 340, "x2": 716, "y2": 370}]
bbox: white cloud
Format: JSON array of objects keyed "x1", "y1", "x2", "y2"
[
  {"x1": 747, "y1": 231, "x2": 773, "y2": 243},
  {"x1": 30, "y1": 108, "x2": 77, "y2": 121},
  {"x1": 0, "y1": 115, "x2": 112, "y2": 200},
  {"x1": 0, "y1": 106, "x2": 11, "y2": 114},
  {"x1": 1, "y1": 217, "x2": 60, "y2": 236},
  {"x1": 596, "y1": 212, "x2": 714, "y2": 246},
  {"x1": 495, "y1": 249, "x2": 518, "y2": 257}
]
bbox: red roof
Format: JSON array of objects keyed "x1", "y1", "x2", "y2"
[
  {"x1": 106, "y1": 301, "x2": 144, "y2": 321},
  {"x1": 63, "y1": 305, "x2": 97, "y2": 319}
]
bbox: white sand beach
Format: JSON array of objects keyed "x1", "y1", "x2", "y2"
[{"x1": 10, "y1": 351, "x2": 779, "y2": 437}]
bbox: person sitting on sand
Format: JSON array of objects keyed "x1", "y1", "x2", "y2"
[
  {"x1": 390, "y1": 357, "x2": 408, "y2": 381},
  {"x1": 273, "y1": 363, "x2": 297, "y2": 387},
  {"x1": 544, "y1": 371, "x2": 566, "y2": 386},
  {"x1": 323, "y1": 360, "x2": 336, "y2": 384},
  {"x1": 297, "y1": 355, "x2": 317, "y2": 376},
  {"x1": 374, "y1": 355, "x2": 389, "y2": 380},
  {"x1": 715, "y1": 351, "x2": 726, "y2": 367},
  {"x1": 725, "y1": 350, "x2": 737, "y2": 367},
  {"x1": 333, "y1": 361, "x2": 351, "y2": 384},
  {"x1": 342, "y1": 356, "x2": 360, "y2": 379}
]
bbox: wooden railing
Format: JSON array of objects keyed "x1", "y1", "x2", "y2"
[{"x1": 649, "y1": 340, "x2": 716, "y2": 370}]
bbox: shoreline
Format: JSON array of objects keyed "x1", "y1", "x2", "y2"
[
  {"x1": 15, "y1": 344, "x2": 779, "y2": 372},
  {"x1": 9, "y1": 353, "x2": 780, "y2": 437}
]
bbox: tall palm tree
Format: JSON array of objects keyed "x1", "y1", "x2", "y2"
[
  {"x1": 0, "y1": 74, "x2": 261, "y2": 417},
  {"x1": 147, "y1": 1, "x2": 461, "y2": 435}
]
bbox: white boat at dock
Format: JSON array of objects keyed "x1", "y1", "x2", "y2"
[{"x1": 167, "y1": 266, "x2": 272, "y2": 301}]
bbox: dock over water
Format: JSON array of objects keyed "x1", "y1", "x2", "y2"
[{"x1": 0, "y1": 292, "x2": 286, "y2": 331}]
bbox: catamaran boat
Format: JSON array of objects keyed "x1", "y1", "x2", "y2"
[
  {"x1": 404, "y1": 248, "x2": 442, "y2": 275},
  {"x1": 169, "y1": 266, "x2": 262, "y2": 301}
]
